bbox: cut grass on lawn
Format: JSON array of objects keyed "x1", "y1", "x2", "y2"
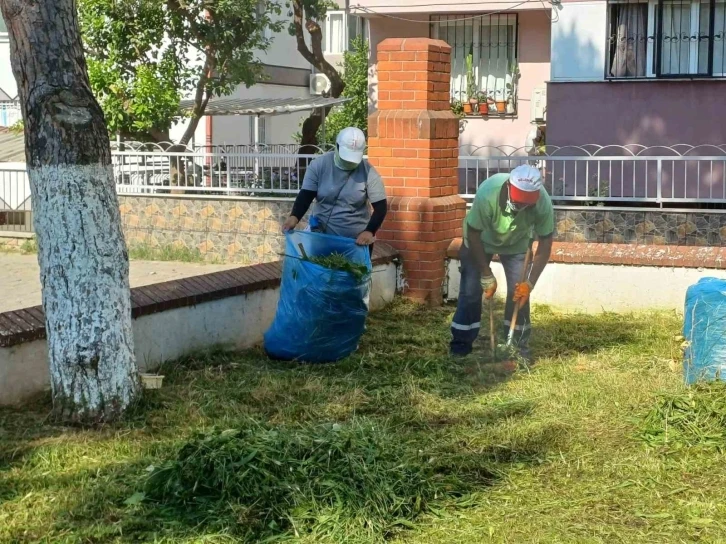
[{"x1": 2, "y1": 299, "x2": 726, "y2": 543}]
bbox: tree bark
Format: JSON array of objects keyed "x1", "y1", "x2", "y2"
[
  {"x1": 0, "y1": 0, "x2": 140, "y2": 423},
  {"x1": 291, "y1": 0, "x2": 344, "y2": 154}
]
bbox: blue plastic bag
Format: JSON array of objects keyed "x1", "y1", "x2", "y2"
[
  {"x1": 264, "y1": 230, "x2": 372, "y2": 363},
  {"x1": 683, "y1": 277, "x2": 726, "y2": 384}
]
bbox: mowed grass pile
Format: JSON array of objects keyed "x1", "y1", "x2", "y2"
[{"x1": 2, "y1": 299, "x2": 726, "y2": 543}]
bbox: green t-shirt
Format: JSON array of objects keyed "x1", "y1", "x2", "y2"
[{"x1": 463, "y1": 173, "x2": 554, "y2": 255}]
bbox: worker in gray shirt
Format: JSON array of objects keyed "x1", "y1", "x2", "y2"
[{"x1": 282, "y1": 127, "x2": 388, "y2": 254}]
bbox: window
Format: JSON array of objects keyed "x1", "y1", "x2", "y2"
[
  {"x1": 430, "y1": 14, "x2": 518, "y2": 103},
  {"x1": 607, "y1": 0, "x2": 726, "y2": 78},
  {"x1": 0, "y1": 14, "x2": 7, "y2": 41},
  {"x1": 256, "y1": 0, "x2": 271, "y2": 40},
  {"x1": 321, "y1": 11, "x2": 346, "y2": 54},
  {"x1": 348, "y1": 13, "x2": 368, "y2": 47},
  {"x1": 249, "y1": 116, "x2": 268, "y2": 145}
]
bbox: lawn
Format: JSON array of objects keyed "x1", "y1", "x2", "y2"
[{"x1": 1, "y1": 300, "x2": 726, "y2": 543}]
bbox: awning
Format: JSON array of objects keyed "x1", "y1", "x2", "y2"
[{"x1": 178, "y1": 96, "x2": 350, "y2": 117}]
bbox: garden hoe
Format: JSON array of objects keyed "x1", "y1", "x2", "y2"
[{"x1": 486, "y1": 243, "x2": 534, "y2": 370}]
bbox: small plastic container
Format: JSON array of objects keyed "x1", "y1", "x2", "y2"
[{"x1": 140, "y1": 373, "x2": 165, "y2": 390}]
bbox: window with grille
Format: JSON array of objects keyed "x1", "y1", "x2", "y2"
[
  {"x1": 607, "y1": 0, "x2": 726, "y2": 78},
  {"x1": 430, "y1": 14, "x2": 518, "y2": 103}
]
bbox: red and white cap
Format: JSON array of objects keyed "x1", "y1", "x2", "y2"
[
  {"x1": 509, "y1": 165, "x2": 543, "y2": 206},
  {"x1": 336, "y1": 127, "x2": 366, "y2": 164}
]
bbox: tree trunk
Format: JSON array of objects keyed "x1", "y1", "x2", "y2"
[
  {"x1": 291, "y1": 0, "x2": 344, "y2": 155},
  {"x1": 0, "y1": 0, "x2": 140, "y2": 423}
]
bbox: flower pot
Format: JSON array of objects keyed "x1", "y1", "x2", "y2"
[
  {"x1": 463, "y1": 103, "x2": 473, "y2": 114},
  {"x1": 480, "y1": 106, "x2": 489, "y2": 117},
  {"x1": 495, "y1": 101, "x2": 507, "y2": 114},
  {"x1": 506, "y1": 100, "x2": 515, "y2": 114},
  {"x1": 140, "y1": 373, "x2": 165, "y2": 390}
]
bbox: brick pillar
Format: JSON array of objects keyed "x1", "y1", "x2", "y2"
[{"x1": 368, "y1": 38, "x2": 466, "y2": 306}]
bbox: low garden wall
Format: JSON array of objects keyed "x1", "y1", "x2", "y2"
[
  {"x1": 0, "y1": 245, "x2": 400, "y2": 405},
  {"x1": 446, "y1": 239, "x2": 726, "y2": 312},
  {"x1": 118, "y1": 194, "x2": 300, "y2": 264}
]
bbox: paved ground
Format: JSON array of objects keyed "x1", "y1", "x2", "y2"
[{"x1": 0, "y1": 253, "x2": 239, "y2": 313}]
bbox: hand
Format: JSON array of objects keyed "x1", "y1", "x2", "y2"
[
  {"x1": 513, "y1": 281, "x2": 534, "y2": 304},
  {"x1": 282, "y1": 216, "x2": 299, "y2": 233},
  {"x1": 480, "y1": 275, "x2": 497, "y2": 300},
  {"x1": 356, "y1": 231, "x2": 375, "y2": 246}
]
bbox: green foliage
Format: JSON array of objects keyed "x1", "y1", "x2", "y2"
[
  {"x1": 317, "y1": 37, "x2": 369, "y2": 146},
  {"x1": 450, "y1": 100, "x2": 464, "y2": 118},
  {"x1": 640, "y1": 383, "x2": 726, "y2": 451},
  {"x1": 8, "y1": 119, "x2": 23, "y2": 135},
  {"x1": 308, "y1": 251, "x2": 369, "y2": 282},
  {"x1": 145, "y1": 420, "x2": 479, "y2": 542},
  {"x1": 78, "y1": 0, "x2": 283, "y2": 139}
]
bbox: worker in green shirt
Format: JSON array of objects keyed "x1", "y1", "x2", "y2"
[{"x1": 450, "y1": 165, "x2": 555, "y2": 361}]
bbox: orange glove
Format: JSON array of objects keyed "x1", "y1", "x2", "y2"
[
  {"x1": 513, "y1": 281, "x2": 534, "y2": 304},
  {"x1": 480, "y1": 275, "x2": 497, "y2": 300}
]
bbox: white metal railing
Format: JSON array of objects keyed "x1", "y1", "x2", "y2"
[
  {"x1": 459, "y1": 145, "x2": 726, "y2": 206},
  {"x1": 110, "y1": 141, "x2": 333, "y2": 195},
  {"x1": 0, "y1": 166, "x2": 32, "y2": 233},
  {"x1": 0, "y1": 101, "x2": 21, "y2": 128},
  {"x1": 6, "y1": 144, "x2": 726, "y2": 236}
]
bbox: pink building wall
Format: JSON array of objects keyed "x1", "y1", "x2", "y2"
[
  {"x1": 547, "y1": 81, "x2": 726, "y2": 147},
  {"x1": 366, "y1": 11, "x2": 551, "y2": 152}
]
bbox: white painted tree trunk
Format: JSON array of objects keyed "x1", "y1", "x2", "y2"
[
  {"x1": 32, "y1": 164, "x2": 138, "y2": 420},
  {"x1": 1, "y1": 0, "x2": 140, "y2": 421}
]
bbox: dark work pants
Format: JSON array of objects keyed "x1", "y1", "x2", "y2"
[{"x1": 450, "y1": 243, "x2": 531, "y2": 357}]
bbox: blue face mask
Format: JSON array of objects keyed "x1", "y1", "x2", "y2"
[{"x1": 334, "y1": 146, "x2": 359, "y2": 171}]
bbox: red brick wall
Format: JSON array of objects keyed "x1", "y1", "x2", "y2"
[{"x1": 369, "y1": 38, "x2": 466, "y2": 305}]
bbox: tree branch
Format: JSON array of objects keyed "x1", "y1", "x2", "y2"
[{"x1": 292, "y1": 0, "x2": 344, "y2": 97}]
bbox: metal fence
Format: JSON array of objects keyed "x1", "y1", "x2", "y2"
[
  {"x1": 5, "y1": 144, "x2": 726, "y2": 234},
  {"x1": 459, "y1": 145, "x2": 726, "y2": 206},
  {"x1": 111, "y1": 141, "x2": 333, "y2": 195},
  {"x1": 0, "y1": 167, "x2": 32, "y2": 233}
]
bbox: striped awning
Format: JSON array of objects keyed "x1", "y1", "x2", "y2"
[{"x1": 178, "y1": 96, "x2": 350, "y2": 117}]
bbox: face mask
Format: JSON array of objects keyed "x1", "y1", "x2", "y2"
[{"x1": 334, "y1": 147, "x2": 359, "y2": 171}]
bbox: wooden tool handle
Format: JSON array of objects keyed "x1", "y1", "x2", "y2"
[
  {"x1": 489, "y1": 298, "x2": 496, "y2": 360},
  {"x1": 507, "y1": 245, "x2": 534, "y2": 343}
]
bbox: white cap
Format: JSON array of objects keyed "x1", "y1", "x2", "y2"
[
  {"x1": 509, "y1": 164, "x2": 543, "y2": 192},
  {"x1": 336, "y1": 127, "x2": 366, "y2": 164}
]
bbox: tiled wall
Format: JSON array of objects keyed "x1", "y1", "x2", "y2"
[
  {"x1": 117, "y1": 196, "x2": 726, "y2": 266},
  {"x1": 554, "y1": 209, "x2": 726, "y2": 246},
  {"x1": 119, "y1": 196, "x2": 300, "y2": 264}
]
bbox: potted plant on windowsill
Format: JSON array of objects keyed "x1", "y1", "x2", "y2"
[
  {"x1": 494, "y1": 90, "x2": 507, "y2": 114},
  {"x1": 450, "y1": 99, "x2": 464, "y2": 118},
  {"x1": 505, "y1": 62, "x2": 520, "y2": 115},
  {"x1": 477, "y1": 91, "x2": 494, "y2": 117},
  {"x1": 465, "y1": 53, "x2": 478, "y2": 115}
]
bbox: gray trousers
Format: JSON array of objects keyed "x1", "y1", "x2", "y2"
[{"x1": 450, "y1": 243, "x2": 531, "y2": 357}]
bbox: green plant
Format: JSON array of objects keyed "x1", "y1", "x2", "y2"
[
  {"x1": 585, "y1": 179, "x2": 610, "y2": 207},
  {"x1": 465, "y1": 53, "x2": 477, "y2": 104},
  {"x1": 79, "y1": 0, "x2": 283, "y2": 141},
  {"x1": 308, "y1": 251, "x2": 369, "y2": 281},
  {"x1": 144, "y1": 419, "x2": 479, "y2": 541},
  {"x1": 317, "y1": 37, "x2": 369, "y2": 146},
  {"x1": 127, "y1": 242, "x2": 211, "y2": 263},
  {"x1": 8, "y1": 119, "x2": 24, "y2": 135},
  {"x1": 450, "y1": 99, "x2": 464, "y2": 118},
  {"x1": 506, "y1": 62, "x2": 520, "y2": 104}
]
